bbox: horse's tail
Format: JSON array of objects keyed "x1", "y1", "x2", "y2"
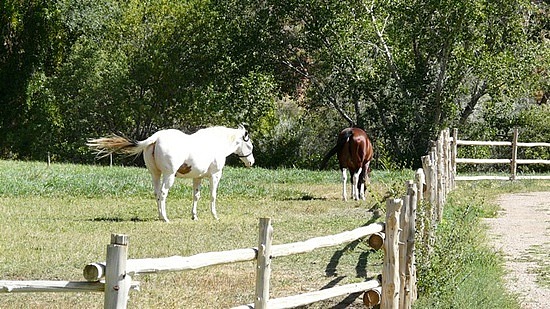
[
  {"x1": 86, "y1": 134, "x2": 156, "y2": 158},
  {"x1": 319, "y1": 129, "x2": 354, "y2": 169},
  {"x1": 319, "y1": 145, "x2": 339, "y2": 170}
]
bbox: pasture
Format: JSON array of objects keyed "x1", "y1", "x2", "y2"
[{"x1": 0, "y1": 160, "x2": 411, "y2": 308}]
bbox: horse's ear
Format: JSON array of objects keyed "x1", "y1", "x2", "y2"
[{"x1": 239, "y1": 123, "x2": 249, "y2": 131}]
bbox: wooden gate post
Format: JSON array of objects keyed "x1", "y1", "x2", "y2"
[
  {"x1": 254, "y1": 218, "x2": 273, "y2": 309},
  {"x1": 104, "y1": 234, "x2": 131, "y2": 309},
  {"x1": 381, "y1": 198, "x2": 402, "y2": 309}
]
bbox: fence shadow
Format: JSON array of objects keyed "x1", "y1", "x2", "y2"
[
  {"x1": 294, "y1": 276, "x2": 364, "y2": 309},
  {"x1": 325, "y1": 215, "x2": 381, "y2": 277}
]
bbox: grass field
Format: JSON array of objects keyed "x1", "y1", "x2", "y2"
[
  {"x1": 0, "y1": 160, "x2": 412, "y2": 308},
  {"x1": 1, "y1": 160, "x2": 548, "y2": 308}
]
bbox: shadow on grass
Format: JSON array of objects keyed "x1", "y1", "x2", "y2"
[
  {"x1": 89, "y1": 216, "x2": 152, "y2": 222},
  {"x1": 319, "y1": 215, "x2": 382, "y2": 308},
  {"x1": 282, "y1": 194, "x2": 328, "y2": 201}
]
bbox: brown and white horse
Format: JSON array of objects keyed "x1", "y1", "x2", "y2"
[
  {"x1": 321, "y1": 127, "x2": 373, "y2": 200},
  {"x1": 87, "y1": 125, "x2": 254, "y2": 221}
]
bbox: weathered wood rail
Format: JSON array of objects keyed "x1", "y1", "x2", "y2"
[
  {"x1": 85, "y1": 222, "x2": 388, "y2": 309},
  {"x1": 6, "y1": 130, "x2": 480, "y2": 308},
  {"x1": 0, "y1": 196, "x2": 419, "y2": 309},
  {"x1": 452, "y1": 128, "x2": 550, "y2": 180}
]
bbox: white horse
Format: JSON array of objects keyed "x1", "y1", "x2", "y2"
[{"x1": 87, "y1": 125, "x2": 254, "y2": 221}]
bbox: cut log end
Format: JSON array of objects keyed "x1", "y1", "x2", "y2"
[
  {"x1": 363, "y1": 287, "x2": 381, "y2": 308},
  {"x1": 367, "y1": 232, "x2": 384, "y2": 251}
]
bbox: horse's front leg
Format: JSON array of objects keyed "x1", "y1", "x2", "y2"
[
  {"x1": 359, "y1": 162, "x2": 371, "y2": 200},
  {"x1": 158, "y1": 174, "x2": 175, "y2": 222},
  {"x1": 209, "y1": 172, "x2": 222, "y2": 220},
  {"x1": 341, "y1": 168, "x2": 348, "y2": 201},
  {"x1": 359, "y1": 181, "x2": 366, "y2": 200},
  {"x1": 192, "y1": 178, "x2": 202, "y2": 220}
]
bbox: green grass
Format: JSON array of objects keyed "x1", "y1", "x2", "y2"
[
  {"x1": 2, "y1": 160, "x2": 547, "y2": 308},
  {"x1": 0, "y1": 160, "x2": 409, "y2": 308}
]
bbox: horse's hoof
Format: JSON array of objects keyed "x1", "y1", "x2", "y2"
[{"x1": 192, "y1": 216, "x2": 198, "y2": 221}]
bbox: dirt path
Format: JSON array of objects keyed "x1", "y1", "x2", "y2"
[{"x1": 484, "y1": 192, "x2": 550, "y2": 309}]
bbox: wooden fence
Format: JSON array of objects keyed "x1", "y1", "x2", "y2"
[
  {"x1": 4, "y1": 130, "x2": 469, "y2": 309},
  {"x1": 0, "y1": 221, "x2": 388, "y2": 308},
  {"x1": 79, "y1": 201, "x2": 420, "y2": 309},
  {"x1": 0, "y1": 180, "x2": 423, "y2": 308},
  {"x1": 451, "y1": 128, "x2": 550, "y2": 181},
  {"x1": 417, "y1": 129, "x2": 455, "y2": 266}
]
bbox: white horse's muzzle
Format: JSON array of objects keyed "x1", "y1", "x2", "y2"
[{"x1": 239, "y1": 154, "x2": 255, "y2": 167}]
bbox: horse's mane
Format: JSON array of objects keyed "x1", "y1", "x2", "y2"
[{"x1": 193, "y1": 126, "x2": 246, "y2": 147}]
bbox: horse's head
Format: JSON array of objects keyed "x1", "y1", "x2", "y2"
[{"x1": 235, "y1": 125, "x2": 255, "y2": 167}]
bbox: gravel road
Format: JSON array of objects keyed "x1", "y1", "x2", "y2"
[{"x1": 484, "y1": 192, "x2": 550, "y2": 309}]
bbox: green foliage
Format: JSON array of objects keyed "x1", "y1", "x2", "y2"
[
  {"x1": 1, "y1": 0, "x2": 549, "y2": 169},
  {"x1": 515, "y1": 105, "x2": 550, "y2": 173}
]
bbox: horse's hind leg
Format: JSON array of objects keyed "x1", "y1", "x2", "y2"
[
  {"x1": 143, "y1": 145, "x2": 168, "y2": 221},
  {"x1": 352, "y1": 167, "x2": 363, "y2": 200},
  {"x1": 209, "y1": 171, "x2": 222, "y2": 220},
  {"x1": 341, "y1": 168, "x2": 348, "y2": 201},
  {"x1": 192, "y1": 178, "x2": 202, "y2": 220},
  {"x1": 158, "y1": 174, "x2": 175, "y2": 222},
  {"x1": 150, "y1": 172, "x2": 162, "y2": 216}
]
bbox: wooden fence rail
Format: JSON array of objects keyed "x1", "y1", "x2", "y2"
[
  {"x1": 1, "y1": 199, "x2": 419, "y2": 309},
  {"x1": 89, "y1": 220, "x2": 390, "y2": 309},
  {"x1": 452, "y1": 128, "x2": 550, "y2": 181},
  {"x1": 5, "y1": 131, "x2": 462, "y2": 308}
]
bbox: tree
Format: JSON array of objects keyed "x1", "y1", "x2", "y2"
[
  {"x1": 275, "y1": 0, "x2": 546, "y2": 167},
  {"x1": 0, "y1": 0, "x2": 65, "y2": 159}
]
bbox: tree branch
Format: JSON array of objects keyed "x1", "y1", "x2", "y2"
[
  {"x1": 366, "y1": 2, "x2": 411, "y2": 99},
  {"x1": 459, "y1": 80, "x2": 487, "y2": 125},
  {"x1": 281, "y1": 59, "x2": 355, "y2": 126}
]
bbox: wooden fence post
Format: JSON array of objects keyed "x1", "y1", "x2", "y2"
[
  {"x1": 420, "y1": 156, "x2": 434, "y2": 253},
  {"x1": 415, "y1": 169, "x2": 425, "y2": 202},
  {"x1": 254, "y1": 218, "x2": 273, "y2": 309},
  {"x1": 436, "y1": 133, "x2": 445, "y2": 220},
  {"x1": 405, "y1": 182, "x2": 418, "y2": 306},
  {"x1": 451, "y1": 128, "x2": 458, "y2": 189},
  {"x1": 444, "y1": 129, "x2": 452, "y2": 192},
  {"x1": 511, "y1": 128, "x2": 519, "y2": 181},
  {"x1": 382, "y1": 198, "x2": 402, "y2": 309},
  {"x1": 429, "y1": 149, "x2": 438, "y2": 223},
  {"x1": 104, "y1": 234, "x2": 131, "y2": 309},
  {"x1": 399, "y1": 191, "x2": 410, "y2": 309}
]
